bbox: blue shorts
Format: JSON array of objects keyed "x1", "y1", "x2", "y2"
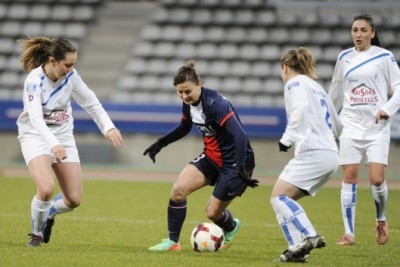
[{"x1": 190, "y1": 153, "x2": 255, "y2": 201}]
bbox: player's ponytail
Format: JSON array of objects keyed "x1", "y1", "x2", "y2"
[
  {"x1": 18, "y1": 37, "x2": 76, "y2": 72},
  {"x1": 281, "y1": 47, "x2": 318, "y2": 79}
]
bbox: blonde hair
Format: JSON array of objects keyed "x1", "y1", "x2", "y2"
[
  {"x1": 281, "y1": 47, "x2": 318, "y2": 79},
  {"x1": 18, "y1": 36, "x2": 76, "y2": 72}
]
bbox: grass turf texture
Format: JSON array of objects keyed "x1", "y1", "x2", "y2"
[{"x1": 0, "y1": 175, "x2": 399, "y2": 267}]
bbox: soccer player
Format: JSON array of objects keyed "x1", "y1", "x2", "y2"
[
  {"x1": 329, "y1": 14, "x2": 400, "y2": 246},
  {"x1": 143, "y1": 60, "x2": 259, "y2": 251},
  {"x1": 17, "y1": 37, "x2": 124, "y2": 246},
  {"x1": 270, "y1": 47, "x2": 342, "y2": 262}
]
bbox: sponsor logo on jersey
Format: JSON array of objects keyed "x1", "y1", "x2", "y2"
[
  {"x1": 350, "y1": 83, "x2": 378, "y2": 106},
  {"x1": 196, "y1": 124, "x2": 216, "y2": 137},
  {"x1": 43, "y1": 109, "x2": 69, "y2": 126}
]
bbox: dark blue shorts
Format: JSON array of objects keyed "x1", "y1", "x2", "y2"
[{"x1": 190, "y1": 153, "x2": 255, "y2": 201}]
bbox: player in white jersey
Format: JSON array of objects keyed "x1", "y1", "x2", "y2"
[
  {"x1": 17, "y1": 37, "x2": 124, "y2": 247},
  {"x1": 328, "y1": 14, "x2": 400, "y2": 246},
  {"x1": 270, "y1": 47, "x2": 342, "y2": 263}
]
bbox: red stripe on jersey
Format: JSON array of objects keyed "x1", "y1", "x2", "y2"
[
  {"x1": 204, "y1": 136, "x2": 222, "y2": 167},
  {"x1": 182, "y1": 114, "x2": 188, "y2": 120},
  {"x1": 219, "y1": 111, "x2": 234, "y2": 126}
]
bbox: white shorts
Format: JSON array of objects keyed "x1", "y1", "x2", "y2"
[
  {"x1": 279, "y1": 150, "x2": 339, "y2": 196},
  {"x1": 19, "y1": 132, "x2": 80, "y2": 165},
  {"x1": 339, "y1": 138, "x2": 389, "y2": 166}
]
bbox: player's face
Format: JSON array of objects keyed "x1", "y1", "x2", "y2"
[
  {"x1": 176, "y1": 80, "x2": 202, "y2": 105},
  {"x1": 351, "y1": 19, "x2": 375, "y2": 51},
  {"x1": 51, "y1": 52, "x2": 77, "y2": 80},
  {"x1": 281, "y1": 64, "x2": 288, "y2": 84}
]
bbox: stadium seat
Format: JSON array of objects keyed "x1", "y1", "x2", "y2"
[
  {"x1": 220, "y1": 77, "x2": 242, "y2": 94},
  {"x1": 175, "y1": 43, "x2": 197, "y2": 59},
  {"x1": 51, "y1": 5, "x2": 73, "y2": 21},
  {"x1": 43, "y1": 22, "x2": 64, "y2": 37},
  {"x1": 124, "y1": 58, "x2": 147, "y2": 75},
  {"x1": 64, "y1": 23, "x2": 87, "y2": 39},
  {"x1": 251, "y1": 62, "x2": 271, "y2": 78},
  {"x1": 205, "y1": 27, "x2": 226, "y2": 43},
  {"x1": 1, "y1": 22, "x2": 22, "y2": 37},
  {"x1": 8, "y1": 4, "x2": 29, "y2": 20},
  {"x1": 21, "y1": 22, "x2": 44, "y2": 37},
  {"x1": 239, "y1": 44, "x2": 259, "y2": 61},
  {"x1": 247, "y1": 28, "x2": 269, "y2": 44},
  {"x1": 225, "y1": 27, "x2": 247, "y2": 44},
  {"x1": 140, "y1": 25, "x2": 163, "y2": 41},
  {"x1": 213, "y1": 9, "x2": 234, "y2": 25},
  {"x1": 242, "y1": 77, "x2": 263, "y2": 93},
  {"x1": 208, "y1": 61, "x2": 231, "y2": 77},
  {"x1": 218, "y1": 43, "x2": 239, "y2": 60},
  {"x1": 230, "y1": 61, "x2": 252, "y2": 78},
  {"x1": 197, "y1": 43, "x2": 218, "y2": 59},
  {"x1": 146, "y1": 59, "x2": 168, "y2": 75},
  {"x1": 162, "y1": 25, "x2": 183, "y2": 42}
]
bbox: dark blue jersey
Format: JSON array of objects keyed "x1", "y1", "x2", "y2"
[{"x1": 159, "y1": 87, "x2": 254, "y2": 168}]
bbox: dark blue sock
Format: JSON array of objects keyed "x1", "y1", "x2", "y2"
[
  {"x1": 168, "y1": 199, "x2": 187, "y2": 243},
  {"x1": 214, "y1": 209, "x2": 235, "y2": 232}
]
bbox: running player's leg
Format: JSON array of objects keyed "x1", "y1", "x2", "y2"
[
  {"x1": 42, "y1": 161, "x2": 82, "y2": 243},
  {"x1": 367, "y1": 139, "x2": 389, "y2": 245},
  {"x1": 26, "y1": 155, "x2": 55, "y2": 246},
  {"x1": 149, "y1": 161, "x2": 209, "y2": 251},
  {"x1": 338, "y1": 138, "x2": 363, "y2": 246}
]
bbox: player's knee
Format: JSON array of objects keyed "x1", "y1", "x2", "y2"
[
  {"x1": 170, "y1": 185, "x2": 187, "y2": 202},
  {"x1": 205, "y1": 208, "x2": 220, "y2": 221},
  {"x1": 64, "y1": 192, "x2": 82, "y2": 208},
  {"x1": 37, "y1": 186, "x2": 55, "y2": 201}
]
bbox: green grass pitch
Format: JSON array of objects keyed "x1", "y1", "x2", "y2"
[{"x1": 0, "y1": 175, "x2": 399, "y2": 267}]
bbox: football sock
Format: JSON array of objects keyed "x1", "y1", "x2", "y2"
[
  {"x1": 275, "y1": 212, "x2": 302, "y2": 249},
  {"x1": 167, "y1": 198, "x2": 187, "y2": 243},
  {"x1": 341, "y1": 182, "x2": 357, "y2": 235},
  {"x1": 214, "y1": 209, "x2": 235, "y2": 232},
  {"x1": 48, "y1": 193, "x2": 73, "y2": 219},
  {"x1": 271, "y1": 195, "x2": 317, "y2": 239},
  {"x1": 371, "y1": 180, "x2": 387, "y2": 221},
  {"x1": 31, "y1": 196, "x2": 52, "y2": 235}
]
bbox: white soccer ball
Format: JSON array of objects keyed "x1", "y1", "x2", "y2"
[{"x1": 190, "y1": 222, "x2": 225, "y2": 252}]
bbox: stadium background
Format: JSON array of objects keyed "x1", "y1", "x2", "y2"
[{"x1": 1, "y1": 0, "x2": 400, "y2": 180}]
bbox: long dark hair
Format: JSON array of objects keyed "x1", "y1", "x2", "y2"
[{"x1": 353, "y1": 14, "x2": 381, "y2": 47}]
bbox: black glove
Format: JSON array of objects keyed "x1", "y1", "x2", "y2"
[
  {"x1": 279, "y1": 141, "x2": 291, "y2": 152},
  {"x1": 236, "y1": 166, "x2": 259, "y2": 188},
  {"x1": 143, "y1": 141, "x2": 166, "y2": 163}
]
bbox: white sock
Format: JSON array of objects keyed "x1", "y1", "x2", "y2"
[
  {"x1": 341, "y1": 182, "x2": 357, "y2": 236},
  {"x1": 31, "y1": 196, "x2": 52, "y2": 236},
  {"x1": 371, "y1": 180, "x2": 388, "y2": 221},
  {"x1": 271, "y1": 195, "x2": 316, "y2": 247},
  {"x1": 48, "y1": 193, "x2": 73, "y2": 219},
  {"x1": 275, "y1": 212, "x2": 303, "y2": 249}
]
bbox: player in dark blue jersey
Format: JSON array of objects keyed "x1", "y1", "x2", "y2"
[{"x1": 144, "y1": 60, "x2": 259, "y2": 251}]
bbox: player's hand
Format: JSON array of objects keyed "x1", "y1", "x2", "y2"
[
  {"x1": 143, "y1": 141, "x2": 166, "y2": 163},
  {"x1": 236, "y1": 166, "x2": 259, "y2": 188},
  {"x1": 52, "y1": 144, "x2": 67, "y2": 163},
  {"x1": 279, "y1": 141, "x2": 291, "y2": 152},
  {"x1": 106, "y1": 128, "x2": 124, "y2": 148},
  {"x1": 375, "y1": 110, "x2": 390, "y2": 124}
]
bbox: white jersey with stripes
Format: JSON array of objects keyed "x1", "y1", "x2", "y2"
[
  {"x1": 280, "y1": 74, "x2": 341, "y2": 156},
  {"x1": 328, "y1": 45, "x2": 400, "y2": 140},
  {"x1": 17, "y1": 66, "x2": 115, "y2": 148}
]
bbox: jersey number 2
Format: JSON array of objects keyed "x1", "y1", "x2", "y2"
[{"x1": 320, "y1": 99, "x2": 332, "y2": 129}]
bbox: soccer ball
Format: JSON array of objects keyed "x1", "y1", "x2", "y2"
[{"x1": 190, "y1": 222, "x2": 225, "y2": 252}]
